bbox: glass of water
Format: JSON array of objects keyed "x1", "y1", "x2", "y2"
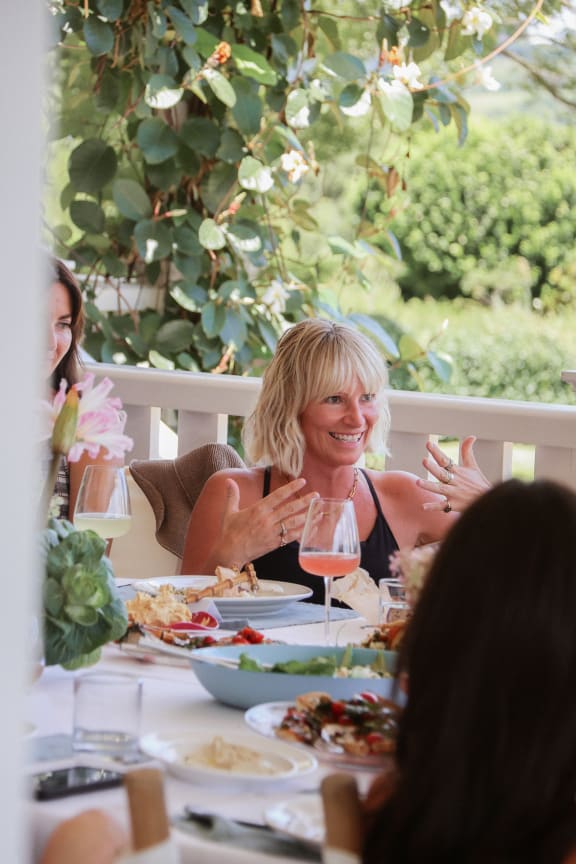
[{"x1": 73, "y1": 672, "x2": 142, "y2": 756}]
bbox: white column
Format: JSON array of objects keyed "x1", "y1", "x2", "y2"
[{"x1": 0, "y1": 3, "x2": 45, "y2": 860}]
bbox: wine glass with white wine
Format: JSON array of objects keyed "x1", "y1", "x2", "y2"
[{"x1": 74, "y1": 466, "x2": 132, "y2": 542}]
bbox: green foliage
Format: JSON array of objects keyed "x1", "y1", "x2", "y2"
[
  {"x1": 384, "y1": 300, "x2": 576, "y2": 405},
  {"x1": 42, "y1": 518, "x2": 128, "y2": 668},
  {"x1": 365, "y1": 117, "x2": 576, "y2": 311},
  {"x1": 45, "y1": 0, "x2": 539, "y2": 377}
]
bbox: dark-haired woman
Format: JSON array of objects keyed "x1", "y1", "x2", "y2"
[
  {"x1": 46, "y1": 258, "x2": 120, "y2": 519},
  {"x1": 363, "y1": 478, "x2": 576, "y2": 864}
]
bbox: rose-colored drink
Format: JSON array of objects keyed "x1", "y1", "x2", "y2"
[
  {"x1": 298, "y1": 552, "x2": 360, "y2": 578},
  {"x1": 299, "y1": 497, "x2": 361, "y2": 645}
]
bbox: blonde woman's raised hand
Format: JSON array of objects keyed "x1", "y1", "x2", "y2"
[
  {"x1": 218, "y1": 477, "x2": 318, "y2": 566},
  {"x1": 417, "y1": 435, "x2": 491, "y2": 513}
]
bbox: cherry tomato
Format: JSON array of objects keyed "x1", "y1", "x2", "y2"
[
  {"x1": 239, "y1": 627, "x2": 265, "y2": 643},
  {"x1": 359, "y1": 692, "x2": 381, "y2": 704},
  {"x1": 330, "y1": 701, "x2": 346, "y2": 718}
]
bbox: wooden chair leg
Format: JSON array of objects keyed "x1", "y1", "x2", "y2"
[
  {"x1": 321, "y1": 773, "x2": 364, "y2": 858},
  {"x1": 124, "y1": 769, "x2": 170, "y2": 852}
]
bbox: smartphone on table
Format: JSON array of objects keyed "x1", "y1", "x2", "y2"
[{"x1": 32, "y1": 765, "x2": 124, "y2": 800}]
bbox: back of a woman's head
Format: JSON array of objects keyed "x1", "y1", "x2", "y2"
[
  {"x1": 243, "y1": 318, "x2": 390, "y2": 476},
  {"x1": 366, "y1": 479, "x2": 576, "y2": 863}
]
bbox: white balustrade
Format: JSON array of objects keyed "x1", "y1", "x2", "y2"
[{"x1": 90, "y1": 363, "x2": 576, "y2": 490}]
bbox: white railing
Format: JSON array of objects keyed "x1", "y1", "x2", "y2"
[{"x1": 90, "y1": 363, "x2": 576, "y2": 490}]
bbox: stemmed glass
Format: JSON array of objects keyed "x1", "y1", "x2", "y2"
[
  {"x1": 299, "y1": 498, "x2": 360, "y2": 645},
  {"x1": 73, "y1": 466, "x2": 132, "y2": 542}
]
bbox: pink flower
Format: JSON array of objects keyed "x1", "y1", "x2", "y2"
[{"x1": 45, "y1": 374, "x2": 133, "y2": 462}]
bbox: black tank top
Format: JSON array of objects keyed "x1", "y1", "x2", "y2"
[{"x1": 251, "y1": 468, "x2": 399, "y2": 604}]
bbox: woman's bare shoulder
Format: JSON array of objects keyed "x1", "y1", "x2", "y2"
[{"x1": 365, "y1": 468, "x2": 423, "y2": 497}]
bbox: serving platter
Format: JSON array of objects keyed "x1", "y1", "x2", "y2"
[
  {"x1": 245, "y1": 698, "x2": 399, "y2": 768},
  {"x1": 140, "y1": 730, "x2": 318, "y2": 787},
  {"x1": 125, "y1": 576, "x2": 313, "y2": 618}
]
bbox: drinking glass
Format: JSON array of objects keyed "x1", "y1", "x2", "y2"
[
  {"x1": 74, "y1": 465, "x2": 132, "y2": 541},
  {"x1": 378, "y1": 577, "x2": 409, "y2": 626},
  {"x1": 299, "y1": 498, "x2": 360, "y2": 645},
  {"x1": 73, "y1": 672, "x2": 142, "y2": 755}
]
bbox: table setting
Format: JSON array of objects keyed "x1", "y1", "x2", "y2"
[
  {"x1": 25, "y1": 605, "x2": 402, "y2": 864},
  {"x1": 34, "y1": 397, "x2": 426, "y2": 863}
]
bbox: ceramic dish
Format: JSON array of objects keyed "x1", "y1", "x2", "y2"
[
  {"x1": 127, "y1": 576, "x2": 313, "y2": 618},
  {"x1": 139, "y1": 730, "x2": 318, "y2": 786},
  {"x1": 189, "y1": 643, "x2": 398, "y2": 710},
  {"x1": 265, "y1": 795, "x2": 324, "y2": 848}
]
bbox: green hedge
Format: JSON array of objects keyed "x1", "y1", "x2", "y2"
[
  {"x1": 383, "y1": 303, "x2": 576, "y2": 404},
  {"x1": 366, "y1": 117, "x2": 576, "y2": 311}
]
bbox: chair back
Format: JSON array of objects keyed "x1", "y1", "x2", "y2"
[{"x1": 109, "y1": 443, "x2": 246, "y2": 580}]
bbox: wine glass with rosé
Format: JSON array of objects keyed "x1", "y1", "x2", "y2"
[{"x1": 299, "y1": 498, "x2": 360, "y2": 645}]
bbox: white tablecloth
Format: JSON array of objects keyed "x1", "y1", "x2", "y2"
[{"x1": 26, "y1": 618, "x2": 373, "y2": 863}]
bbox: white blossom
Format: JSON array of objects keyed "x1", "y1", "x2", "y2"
[
  {"x1": 261, "y1": 279, "x2": 290, "y2": 315},
  {"x1": 462, "y1": 7, "x2": 493, "y2": 39},
  {"x1": 393, "y1": 61, "x2": 424, "y2": 90},
  {"x1": 377, "y1": 78, "x2": 408, "y2": 98},
  {"x1": 476, "y1": 63, "x2": 501, "y2": 91},
  {"x1": 440, "y1": 0, "x2": 464, "y2": 23},
  {"x1": 280, "y1": 150, "x2": 310, "y2": 183}
]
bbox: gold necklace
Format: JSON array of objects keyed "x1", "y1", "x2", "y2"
[
  {"x1": 282, "y1": 467, "x2": 360, "y2": 499},
  {"x1": 347, "y1": 467, "x2": 360, "y2": 500}
]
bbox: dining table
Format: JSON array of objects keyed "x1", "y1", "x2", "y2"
[{"x1": 25, "y1": 612, "x2": 380, "y2": 864}]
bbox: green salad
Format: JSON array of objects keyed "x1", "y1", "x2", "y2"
[{"x1": 238, "y1": 646, "x2": 390, "y2": 678}]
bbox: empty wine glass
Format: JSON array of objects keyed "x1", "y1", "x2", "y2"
[
  {"x1": 299, "y1": 498, "x2": 360, "y2": 645},
  {"x1": 74, "y1": 466, "x2": 132, "y2": 542}
]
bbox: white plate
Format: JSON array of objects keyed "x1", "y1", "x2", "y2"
[
  {"x1": 265, "y1": 796, "x2": 324, "y2": 848},
  {"x1": 140, "y1": 730, "x2": 318, "y2": 786},
  {"x1": 245, "y1": 700, "x2": 395, "y2": 768},
  {"x1": 129, "y1": 576, "x2": 313, "y2": 618}
]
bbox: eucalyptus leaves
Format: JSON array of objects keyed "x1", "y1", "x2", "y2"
[{"x1": 48, "y1": 0, "x2": 542, "y2": 379}]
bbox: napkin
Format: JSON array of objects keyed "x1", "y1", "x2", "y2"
[
  {"x1": 330, "y1": 569, "x2": 379, "y2": 624},
  {"x1": 174, "y1": 811, "x2": 321, "y2": 861}
]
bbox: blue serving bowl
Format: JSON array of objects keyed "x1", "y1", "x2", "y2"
[{"x1": 189, "y1": 643, "x2": 400, "y2": 709}]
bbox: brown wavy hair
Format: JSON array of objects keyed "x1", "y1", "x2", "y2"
[
  {"x1": 364, "y1": 478, "x2": 576, "y2": 864},
  {"x1": 50, "y1": 258, "x2": 85, "y2": 389}
]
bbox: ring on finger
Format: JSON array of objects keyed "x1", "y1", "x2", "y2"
[
  {"x1": 442, "y1": 469, "x2": 454, "y2": 484},
  {"x1": 444, "y1": 501, "x2": 452, "y2": 513},
  {"x1": 445, "y1": 457, "x2": 454, "y2": 471},
  {"x1": 279, "y1": 521, "x2": 288, "y2": 547}
]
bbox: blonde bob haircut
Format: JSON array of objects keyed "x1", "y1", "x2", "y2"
[{"x1": 243, "y1": 318, "x2": 391, "y2": 478}]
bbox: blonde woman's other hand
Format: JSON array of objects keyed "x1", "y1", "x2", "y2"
[{"x1": 417, "y1": 436, "x2": 491, "y2": 513}]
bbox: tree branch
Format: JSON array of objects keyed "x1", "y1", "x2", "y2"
[{"x1": 502, "y1": 48, "x2": 576, "y2": 111}]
